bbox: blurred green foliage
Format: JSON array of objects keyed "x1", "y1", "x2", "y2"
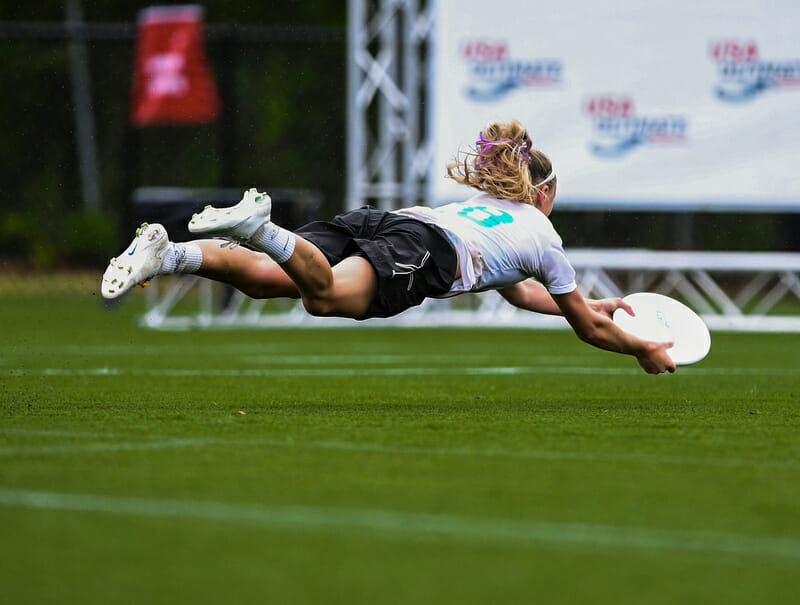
[{"x1": 0, "y1": 2, "x2": 347, "y2": 268}]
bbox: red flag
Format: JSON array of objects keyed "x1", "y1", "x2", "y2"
[{"x1": 130, "y1": 5, "x2": 220, "y2": 126}]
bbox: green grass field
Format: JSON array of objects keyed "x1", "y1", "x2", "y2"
[{"x1": 2, "y1": 289, "x2": 800, "y2": 604}]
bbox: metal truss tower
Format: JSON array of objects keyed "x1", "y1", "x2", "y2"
[{"x1": 346, "y1": 0, "x2": 434, "y2": 210}]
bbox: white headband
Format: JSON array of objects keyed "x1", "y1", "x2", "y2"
[{"x1": 534, "y1": 170, "x2": 556, "y2": 188}]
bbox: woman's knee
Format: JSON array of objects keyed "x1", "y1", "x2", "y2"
[
  {"x1": 301, "y1": 292, "x2": 370, "y2": 319},
  {"x1": 301, "y1": 294, "x2": 335, "y2": 317}
]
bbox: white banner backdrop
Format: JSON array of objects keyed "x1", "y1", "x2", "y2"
[{"x1": 428, "y1": 0, "x2": 800, "y2": 210}]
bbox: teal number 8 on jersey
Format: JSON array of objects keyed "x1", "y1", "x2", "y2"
[{"x1": 457, "y1": 206, "x2": 514, "y2": 227}]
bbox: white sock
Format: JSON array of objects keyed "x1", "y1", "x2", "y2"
[
  {"x1": 248, "y1": 222, "x2": 296, "y2": 264},
  {"x1": 160, "y1": 242, "x2": 203, "y2": 274}
]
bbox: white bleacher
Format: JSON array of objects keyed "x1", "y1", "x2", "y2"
[{"x1": 140, "y1": 248, "x2": 800, "y2": 332}]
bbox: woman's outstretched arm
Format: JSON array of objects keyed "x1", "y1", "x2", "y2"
[
  {"x1": 552, "y1": 289, "x2": 676, "y2": 374},
  {"x1": 498, "y1": 279, "x2": 633, "y2": 318}
]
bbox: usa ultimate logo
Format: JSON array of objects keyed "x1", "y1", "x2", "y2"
[
  {"x1": 584, "y1": 95, "x2": 688, "y2": 158},
  {"x1": 711, "y1": 39, "x2": 800, "y2": 102},
  {"x1": 460, "y1": 39, "x2": 562, "y2": 102}
]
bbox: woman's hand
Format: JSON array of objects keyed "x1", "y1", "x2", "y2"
[
  {"x1": 636, "y1": 341, "x2": 677, "y2": 374},
  {"x1": 588, "y1": 297, "x2": 634, "y2": 319}
]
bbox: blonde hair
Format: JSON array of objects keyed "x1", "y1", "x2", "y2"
[{"x1": 446, "y1": 120, "x2": 554, "y2": 206}]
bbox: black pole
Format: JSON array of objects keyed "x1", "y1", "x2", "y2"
[
  {"x1": 123, "y1": 125, "x2": 140, "y2": 235},
  {"x1": 217, "y1": 33, "x2": 237, "y2": 188}
]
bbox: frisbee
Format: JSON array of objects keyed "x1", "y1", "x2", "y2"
[{"x1": 612, "y1": 292, "x2": 711, "y2": 365}]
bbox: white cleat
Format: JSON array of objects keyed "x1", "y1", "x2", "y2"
[
  {"x1": 187, "y1": 188, "x2": 272, "y2": 240},
  {"x1": 101, "y1": 223, "x2": 169, "y2": 299}
]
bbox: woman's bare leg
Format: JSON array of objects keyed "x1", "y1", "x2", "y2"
[
  {"x1": 186, "y1": 191, "x2": 379, "y2": 319},
  {"x1": 193, "y1": 238, "x2": 378, "y2": 319},
  {"x1": 193, "y1": 239, "x2": 298, "y2": 299},
  {"x1": 269, "y1": 237, "x2": 377, "y2": 319}
]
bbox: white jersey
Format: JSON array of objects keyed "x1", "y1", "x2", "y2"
[{"x1": 395, "y1": 194, "x2": 576, "y2": 296}]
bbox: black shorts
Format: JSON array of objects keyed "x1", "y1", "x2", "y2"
[{"x1": 295, "y1": 206, "x2": 458, "y2": 318}]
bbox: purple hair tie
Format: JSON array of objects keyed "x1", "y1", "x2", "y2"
[
  {"x1": 476, "y1": 132, "x2": 496, "y2": 153},
  {"x1": 476, "y1": 132, "x2": 530, "y2": 166}
]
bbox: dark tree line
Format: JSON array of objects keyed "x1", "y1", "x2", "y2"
[{"x1": 0, "y1": 2, "x2": 347, "y2": 267}]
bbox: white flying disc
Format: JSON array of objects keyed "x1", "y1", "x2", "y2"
[{"x1": 613, "y1": 292, "x2": 711, "y2": 365}]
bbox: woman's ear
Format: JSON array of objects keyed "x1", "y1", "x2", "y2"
[{"x1": 534, "y1": 185, "x2": 548, "y2": 206}]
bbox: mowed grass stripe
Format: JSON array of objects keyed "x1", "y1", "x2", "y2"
[
  {"x1": 2, "y1": 487, "x2": 800, "y2": 561},
  {"x1": 0, "y1": 346, "x2": 498, "y2": 362},
  {"x1": 3, "y1": 428, "x2": 799, "y2": 471},
  {"x1": 4, "y1": 366, "x2": 640, "y2": 376},
  {"x1": 4, "y1": 366, "x2": 800, "y2": 377},
  {"x1": 0, "y1": 438, "x2": 231, "y2": 457}
]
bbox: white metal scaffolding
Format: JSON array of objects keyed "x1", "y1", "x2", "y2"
[{"x1": 346, "y1": 0, "x2": 433, "y2": 210}]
